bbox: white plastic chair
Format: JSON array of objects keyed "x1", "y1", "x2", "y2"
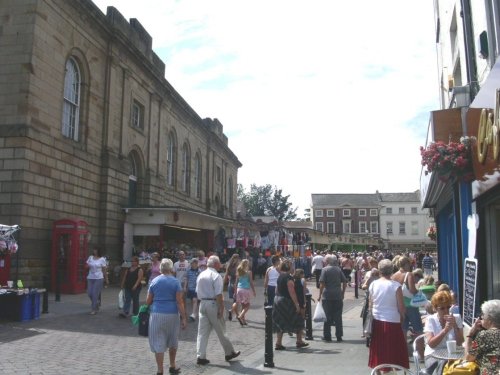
[
  {"x1": 412, "y1": 334, "x2": 429, "y2": 375},
  {"x1": 371, "y1": 364, "x2": 414, "y2": 375}
]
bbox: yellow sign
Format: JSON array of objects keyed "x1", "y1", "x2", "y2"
[{"x1": 477, "y1": 89, "x2": 500, "y2": 163}]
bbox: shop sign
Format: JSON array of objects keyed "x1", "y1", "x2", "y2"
[{"x1": 468, "y1": 89, "x2": 500, "y2": 183}]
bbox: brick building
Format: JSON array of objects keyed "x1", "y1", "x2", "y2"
[{"x1": 0, "y1": 0, "x2": 241, "y2": 286}]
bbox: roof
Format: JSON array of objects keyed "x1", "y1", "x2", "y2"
[
  {"x1": 311, "y1": 194, "x2": 381, "y2": 207},
  {"x1": 377, "y1": 191, "x2": 420, "y2": 202},
  {"x1": 311, "y1": 190, "x2": 421, "y2": 207}
]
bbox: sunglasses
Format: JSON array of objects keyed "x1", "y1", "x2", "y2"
[{"x1": 437, "y1": 305, "x2": 451, "y2": 311}]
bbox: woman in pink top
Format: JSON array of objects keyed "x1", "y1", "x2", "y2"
[{"x1": 148, "y1": 252, "x2": 161, "y2": 286}]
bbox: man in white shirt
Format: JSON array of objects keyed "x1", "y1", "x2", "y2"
[
  {"x1": 195, "y1": 255, "x2": 240, "y2": 365},
  {"x1": 311, "y1": 252, "x2": 325, "y2": 288},
  {"x1": 173, "y1": 251, "x2": 189, "y2": 286}
]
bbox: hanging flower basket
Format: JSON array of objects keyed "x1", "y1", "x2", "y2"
[
  {"x1": 427, "y1": 225, "x2": 437, "y2": 241},
  {"x1": 420, "y1": 139, "x2": 475, "y2": 183}
]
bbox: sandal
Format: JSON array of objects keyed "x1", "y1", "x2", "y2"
[
  {"x1": 275, "y1": 344, "x2": 286, "y2": 350},
  {"x1": 169, "y1": 367, "x2": 181, "y2": 374},
  {"x1": 296, "y1": 342, "x2": 309, "y2": 348},
  {"x1": 237, "y1": 316, "x2": 244, "y2": 326}
]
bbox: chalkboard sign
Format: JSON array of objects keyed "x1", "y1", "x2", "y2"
[{"x1": 463, "y1": 258, "x2": 478, "y2": 327}]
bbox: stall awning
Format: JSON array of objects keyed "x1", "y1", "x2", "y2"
[{"x1": 470, "y1": 56, "x2": 500, "y2": 109}]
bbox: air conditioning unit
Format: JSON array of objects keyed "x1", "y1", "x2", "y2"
[{"x1": 452, "y1": 85, "x2": 470, "y2": 107}]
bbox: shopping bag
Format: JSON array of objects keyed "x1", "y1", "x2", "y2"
[
  {"x1": 132, "y1": 304, "x2": 150, "y2": 336},
  {"x1": 118, "y1": 289, "x2": 125, "y2": 309},
  {"x1": 443, "y1": 359, "x2": 479, "y2": 374},
  {"x1": 364, "y1": 310, "x2": 374, "y2": 338},
  {"x1": 410, "y1": 290, "x2": 428, "y2": 308},
  {"x1": 313, "y1": 300, "x2": 327, "y2": 322}
]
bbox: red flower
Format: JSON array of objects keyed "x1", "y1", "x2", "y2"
[{"x1": 420, "y1": 141, "x2": 474, "y2": 182}]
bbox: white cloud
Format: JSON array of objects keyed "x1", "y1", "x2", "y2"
[{"x1": 92, "y1": 0, "x2": 438, "y2": 214}]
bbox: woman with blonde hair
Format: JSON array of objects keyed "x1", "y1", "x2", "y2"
[
  {"x1": 392, "y1": 256, "x2": 423, "y2": 338},
  {"x1": 223, "y1": 253, "x2": 240, "y2": 321},
  {"x1": 234, "y1": 259, "x2": 256, "y2": 325},
  {"x1": 423, "y1": 290, "x2": 464, "y2": 374}
]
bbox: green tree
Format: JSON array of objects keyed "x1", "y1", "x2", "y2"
[{"x1": 238, "y1": 183, "x2": 297, "y2": 221}]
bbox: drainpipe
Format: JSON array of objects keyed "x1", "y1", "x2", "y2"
[{"x1": 460, "y1": 0, "x2": 479, "y2": 99}]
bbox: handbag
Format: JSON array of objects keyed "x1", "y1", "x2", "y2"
[
  {"x1": 118, "y1": 289, "x2": 125, "y2": 309},
  {"x1": 312, "y1": 300, "x2": 327, "y2": 322},
  {"x1": 443, "y1": 359, "x2": 479, "y2": 375},
  {"x1": 364, "y1": 309, "x2": 374, "y2": 338},
  {"x1": 132, "y1": 304, "x2": 150, "y2": 336},
  {"x1": 410, "y1": 290, "x2": 428, "y2": 307}
]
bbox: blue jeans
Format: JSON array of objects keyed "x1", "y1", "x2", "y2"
[
  {"x1": 123, "y1": 287, "x2": 141, "y2": 315},
  {"x1": 87, "y1": 278, "x2": 104, "y2": 311},
  {"x1": 403, "y1": 305, "x2": 423, "y2": 333},
  {"x1": 266, "y1": 285, "x2": 276, "y2": 307}
]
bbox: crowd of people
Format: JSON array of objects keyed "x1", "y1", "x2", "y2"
[{"x1": 85, "y1": 246, "x2": 500, "y2": 375}]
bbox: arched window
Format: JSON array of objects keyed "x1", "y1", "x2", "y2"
[
  {"x1": 62, "y1": 57, "x2": 81, "y2": 141},
  {"x1": 181, "y1": 143, "x2": 190, "y2": 194},
  {"x1": 194, "y1": 153, "x2": 202, "y2": 199},
  {"x1": 166, "y1": 133, "x2": 176, "y2": 187},
  {"x1": 128, "y1": 153, "x2": 138, "y2": 206}
]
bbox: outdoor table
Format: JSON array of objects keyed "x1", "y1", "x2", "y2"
[
  {"x1": 0, "y1": 288, "x2": 45, "y2": 321},
  {"x1": 430, "y1": 346, "x2": 465, "y2": 360}
]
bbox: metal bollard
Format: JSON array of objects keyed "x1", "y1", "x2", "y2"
[
  {"x1": 354, "y1": 269, "x2": 359, "y2": 299},
  {"x1": 305, "y1": 293, "x2": 313, "y2": 340},
  {"x1": 42, "y1": 275, "x2": 49, "y2": 313},
  {"x1": 264, "y1": 305, "x2": 274, "y2": 368}
]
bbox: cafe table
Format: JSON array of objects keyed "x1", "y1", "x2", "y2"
[{"x1": 430, "y1": 346, "x2": 465, "y2": 360}]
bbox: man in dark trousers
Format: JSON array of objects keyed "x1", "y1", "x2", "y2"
[{"x1": 318, "y1": 254, "x2": 347, "y2": 342}]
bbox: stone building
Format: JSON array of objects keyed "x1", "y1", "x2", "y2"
[
  {"x1": 0, "y1": 0, "x2": 241, "y2": 286},
  {"x1": 311, "y1": 191, "x2": 435, "y2": 253}
]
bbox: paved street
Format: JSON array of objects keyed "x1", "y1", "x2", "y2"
[{"x1": 0, "y1": 276, "x2": 391, "y2": 375}]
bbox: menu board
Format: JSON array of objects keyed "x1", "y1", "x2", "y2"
[{"x1": 463, "y1": 258, "x2": 478, "y2": 327}]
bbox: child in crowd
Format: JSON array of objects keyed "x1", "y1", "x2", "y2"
[
  {"x1": 235, "y1": 259, "x2": 256, "y2": 326},
  {"x1": 293, "y1": 268, "x2": 307, "y2": 319},
  {"x1": 184, "y1": 258, "x2": 200, "y2": 322}
]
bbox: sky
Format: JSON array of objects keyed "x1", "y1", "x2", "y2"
[{"x1": 92, "y1": 0, "x2": 439, "y2": 216}]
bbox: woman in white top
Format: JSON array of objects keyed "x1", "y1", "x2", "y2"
[
  {"x1": 86, "y1": 246, "x2": 108, "y2": 315},
  {"x1": 424, "y1": 290, "x2": 464, "y2": 374},
  {"x1": 368, "y1": 259, "x2": 409, "y2": 369},
  {"x1": 264, "y1": 255, "x2": 281, "y2": 307}
]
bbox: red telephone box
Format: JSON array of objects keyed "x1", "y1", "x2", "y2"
[{"x1": 51, "y1": 219, "x2": 89, "y2": 294}]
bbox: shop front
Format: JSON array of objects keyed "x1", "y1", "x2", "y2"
[
  {"x1": 123, "y1": 207, "x2": 235, "y2": 262},
  {"x1": 465, "y1": 77, "x2": 500, "y2": 303}
]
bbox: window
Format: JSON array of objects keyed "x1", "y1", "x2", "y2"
[
  {"x1": 411, "y1": 207, "x2": 418, "y2": 214},
  {"x1": 216, "y1": 166, "x2": 221, "y2": 182},
  {"x1": 327, "y1": 222, "x2": 335, "y2": 233},
  {"x1": 131, "y1": 100, "x2": 144, "y2": 129},
  {"x1": 370, "y1": 221, "x2": 378, "y2": 233},
  {"x1": 359, "y1": 209, "x2": 366, "y2": 217},
  {"x1": 343, "y1": 209, "x2": 351, "y2": 217},
  {"x1": 386, "y1": 207, "x2": 392, "y2": 214},
  {"x1": 228, "y1": 177, "x2": 233, "y2": 212},
  {"x1": 166, "y1": 133, "x2": 175, "y2": 186},
  {"x1": 194, "y1": 153, "x2": 201, "y2": 198},
  {"x1": 343, "y1": 221, "x2": 351, "y2": 233},
  {"x1": 327, "y1": 210, "x2": 335, "y2": 217},
  {"x1": 370, "y1": 209, "x2": 377, "y2": 216},
  {"x1": 181, "y1": 143, "x2": 190, "y2": 193},
  {"x1": 315, "y1": 222, "x2": 324, "y2": 232},
  {"x1": 411, "y1": 221, "x2": 418, "y2": 235},
  {"x1": 359, "y1": 221, "x2": 367, "y2": 233},
  {"x1": 386, "y1": 222, "x2": 393, "y2": 235},
  {"x1": 399, "y1": 207, "x2": 405, "y2": 214},
  {"x1": 62, "y1": 57, "x2": 81, "y2": 141},
  {"x1": 315, "y1": 210, "x2": 323, "y2": 217},
  {"x1": 399, "y1": 221, "x2": 406, "y2": 234}
]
